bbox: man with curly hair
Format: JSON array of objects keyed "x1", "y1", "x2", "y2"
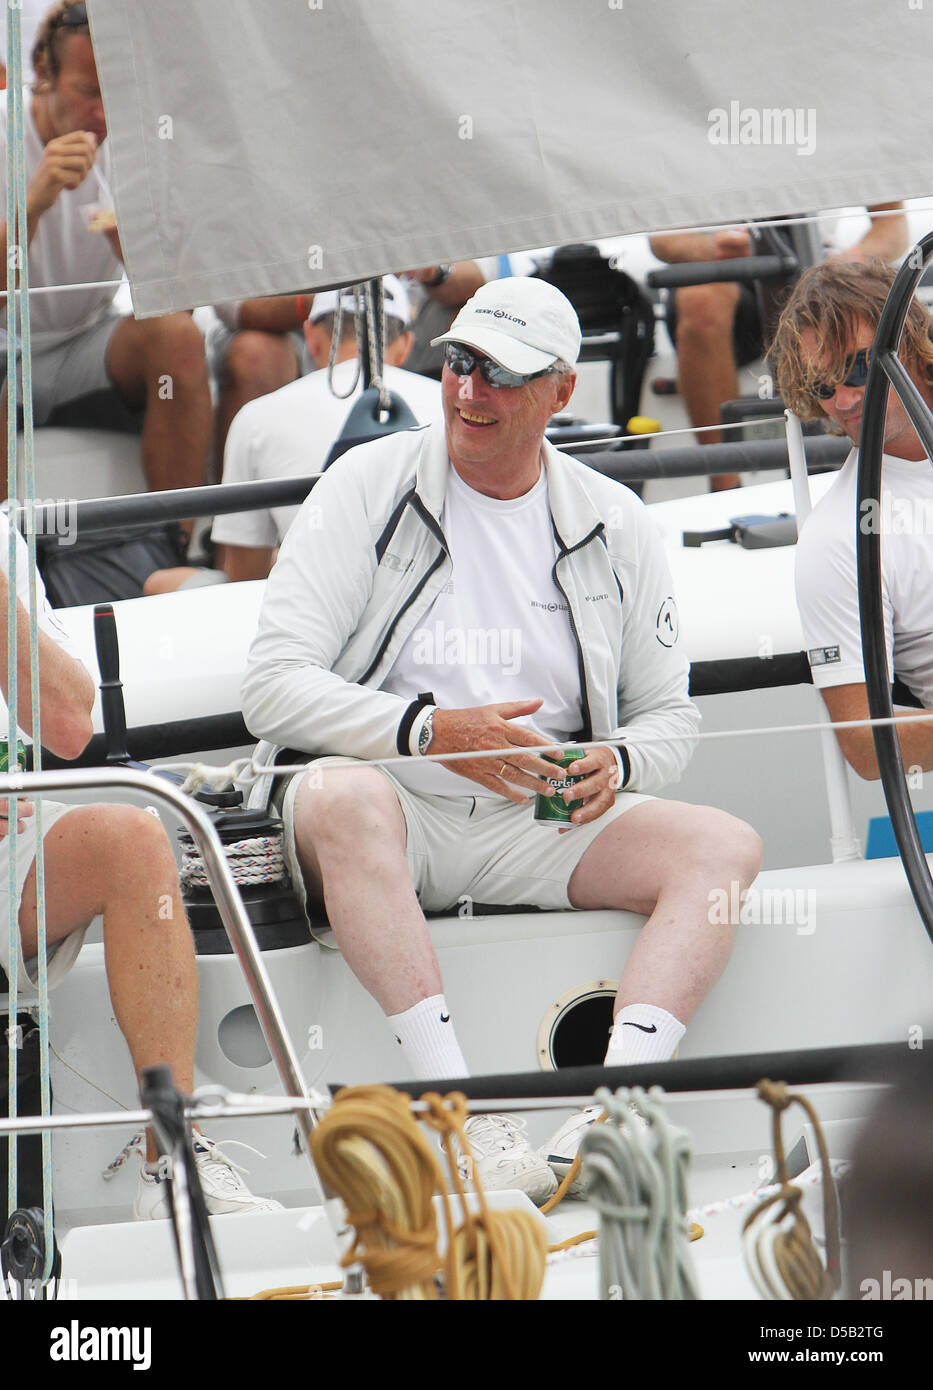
[{"x1": 770, "y1": 258, "x2": 933, "y2": 778}]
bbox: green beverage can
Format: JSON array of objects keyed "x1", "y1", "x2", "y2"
[
  {"x1": 534, "y1": 750, "x2": 586, "y2": 824},
  {"x1": 0, "y1": 740, "x2": 27, "y2": 773}
]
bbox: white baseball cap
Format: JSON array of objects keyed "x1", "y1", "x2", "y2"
[
  {"x1": 308, "y1": 274, "x2": 411, "y2": 327},
  {"x1": 431, "y1": 276, "x2": 581, "y2": 374}
]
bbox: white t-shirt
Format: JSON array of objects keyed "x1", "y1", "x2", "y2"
[
  {"x1": 0, "y1": 509, "x2": 83, "y2": 739},
  {"x1": 0, "y1": 93, "x2": 122, "y2": 351},
  {"x1": 381, "y1": 465, "x2": 584, "y2": 796},
  {"x1": 211, "y1": 360, "x2": 441, "y2": 549},
  {"x1": 795, "y1": 446, "x2": 933, "y2": 706}
]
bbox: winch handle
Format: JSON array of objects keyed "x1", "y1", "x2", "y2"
[{"x1": 93, "y1": 603, "x2": 130, "y2": 764}]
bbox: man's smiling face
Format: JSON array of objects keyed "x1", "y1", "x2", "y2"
[{"x1": 441, "y1": 348, "x2": 575, "y2": 477}]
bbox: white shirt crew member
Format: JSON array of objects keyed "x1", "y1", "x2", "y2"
[
  {"x1": 211, "y1": 360, "x2": 441, "y2": 551},
  {"x1": 796, "y1": 447, "x2": 933, "y2": 706},
  {"x1": 382, "y1": 464, "x2": 583, "y2": 797}
]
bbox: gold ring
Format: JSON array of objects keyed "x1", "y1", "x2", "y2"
[{"x1": 499, "y1": 762, "x2": 508, "y2": 778}]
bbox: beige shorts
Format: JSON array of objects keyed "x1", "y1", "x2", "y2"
[
  {"x1": 276, "y1": 756, "x2": 652, "y2": 935},
  {"x1": 0, "y1": 800, "x2": 91, "y2": 995}
]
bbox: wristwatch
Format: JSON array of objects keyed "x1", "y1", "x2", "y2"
[
  {"x1": 425, "y1": 263, "x2": 452, "y2": 288},
  {"x1": 417, "y1": 709, "x2": 436, "y2": 755}
]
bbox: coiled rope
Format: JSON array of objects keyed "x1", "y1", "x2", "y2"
[
  {"x1": 179, "y1": 835, "x2": 285, "y2": 890},
  {"x1": 580, "y1": 1086, "x2": 700, "y2": 1300},
  {"x1": 742, "y1": 1079, "x2": 841, "y2": 1300},
  {"x1": 309, "y1": 1085, "x2": 547, "y2": 1300}
]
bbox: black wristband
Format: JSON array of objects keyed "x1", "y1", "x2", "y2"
[
  {"x1": 397, "y1": 692, "x2": 437, "y2": 756},
  {"x1": 615, "y1": 744, "x2": 631, "y2": 788}
]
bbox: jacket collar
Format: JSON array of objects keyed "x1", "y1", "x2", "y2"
[{"x1": 414, "y1": 423, "x2": 604, "y2": 550}]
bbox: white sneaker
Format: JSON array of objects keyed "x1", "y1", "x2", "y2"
[
  {"x1": 539, "y1": 1105, "x2": 605, "y2": 1197},
  {"x1": 458, "y1": 1114, "x2": 558, "y2": 1207},
  {"x1": 134, "y1": 1136, "x2": 284, "y2": 1219},
  {"x1": 542, "y1": 1104, "x2": 651, "y2": 1197}
]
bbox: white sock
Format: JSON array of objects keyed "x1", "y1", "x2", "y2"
[
  {"x1": 604, "y1": 1004, "x2": 685, "y2": 1066},
  {"x1": 387, "y1": 994, "x2": 470, "y2": 1080}
]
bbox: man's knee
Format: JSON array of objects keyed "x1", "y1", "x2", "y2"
[
  {"x1": 674, "y1": 283, "x2": 741, "y2": 342},
  {"x1": 222, "y1": 331, "x2": 296, "y2": 396},
  {"x1": 681, "y1": 806, "x2": 763, "y2": 884},
  {"x1": 136, "y1": 312, "x2": 209, "y2": 386},
  {"x1": 81, "y1": 804, "x2": 177, "y2": 882},
  {"x1": 294, "y1": 765, "x2": 406, "y2": 855}
]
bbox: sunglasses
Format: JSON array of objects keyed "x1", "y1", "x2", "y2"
[
  {"x1": 811, "y1": 348, "x2": 872, "y2": 400},
  {"x1": 444, "y1": 341, "x2": 556, "y2": 389}
]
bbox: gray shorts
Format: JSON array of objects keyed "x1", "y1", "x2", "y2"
[
  {"x1": 0, "y1": 800, "x2": 92, "y2": 996},
  {"x1": 276, "y1": 755, "x2": 652, "y2": 938},
  {"x1": 2, "y1": 313, "x2": 125, "y2": 426}
]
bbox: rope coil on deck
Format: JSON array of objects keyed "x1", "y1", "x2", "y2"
[
  {"x1": 309, "y1": 1085, "x2": 547, "y2": 1300},
  {"x1": 579, "y1": 1086, "x2": 700, "y2": 1301},
  {"x1": 742, "y1": 1079, "x2": 842, "y2": 1300}
]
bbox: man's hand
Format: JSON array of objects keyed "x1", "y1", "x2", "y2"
[
  {"x1": 28, "y1": 131, "x2": 97, "y2": 215},
  {"x1": 429, "y1": 697, "x2": 565, "y2": 803},
  {"x1": 557, "y1": 745, "x2": 623, "y2": 832},
  {"x1": 0, "y1": 798, "x2": 34, "y2": 837}
]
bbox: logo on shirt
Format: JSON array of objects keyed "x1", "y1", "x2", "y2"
[
  {"x1": 383, "y1": 551, "x2": 415, "y2": 574},
  {"x1": 530, "y1": 599, "x2": 569, "y2": 613},
  {"x1": 655, "y1": 597, "x2": 679, "y2": 647},
  {"x1": 808, "y1": 645, "x2": 841, "y2": 666},
  {"x1": 411, "y1": 620, "x2": 523, "y2": 677}
]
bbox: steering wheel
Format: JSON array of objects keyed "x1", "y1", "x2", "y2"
[{"x1": 857, "y1": 231, "x2": 933, "y2": 943}]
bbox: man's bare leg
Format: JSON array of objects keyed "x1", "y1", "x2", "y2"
[
  {"x1": 18, "y1": 804, "x2": 198, "y2": 1162},
  {"x1": 106, "y1": 312, "x2": 212, "y2": 496},
  {"x1": 673, "y1": 283, "x2": 743, "y2": 491},
  {"x1": 292, "y1": 766, "x2": 441, "y2": 1013},
  {"x1": 568, "y1": 799, "x2": 762, "y2": 1023},
  {"x1": 214, "y1": 331, "x2": 299, "y2": 480}
]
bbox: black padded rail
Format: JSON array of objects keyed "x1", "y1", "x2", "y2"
[
  {"x1": 346, "y1": 1041, "x2": 928, "y2": 1102},
  {"x1": 647, "y1": 254, "x2": 796, "y2": 291},
  {"x1": 19, "y1": 439, "x2": 850, "y2": 550}
]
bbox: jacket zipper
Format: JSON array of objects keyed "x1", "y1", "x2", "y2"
[
  {"x1": 550, "y1": 519, "x2": 605, "y2": 744},
  {"x1": 359, "y1": 494, "x2": 450, "y2": 686}
]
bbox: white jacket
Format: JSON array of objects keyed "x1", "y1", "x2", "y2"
[{"x1": 241, "y1": 423, "x2": 699, "y2": 793}]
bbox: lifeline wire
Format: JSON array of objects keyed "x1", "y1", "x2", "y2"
[
  {"x1": 4, "y1": 0, "x2": 21, "y2": 1228},
  {"x1": 146, "y1": 706, "x2": 933, "y2": 796},
  {"x1": 5, "y1": 5, "x2": 54, "y2": 1280}
]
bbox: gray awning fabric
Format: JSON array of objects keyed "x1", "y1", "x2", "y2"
[{"x1": 86, "y1": 0, "x2": 933, "y2": 316}]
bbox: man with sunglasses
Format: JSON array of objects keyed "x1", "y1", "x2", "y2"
[
  {"x1": 771, "y1": 258, "x2": 933, "y2": 778},
  {"x1": 243, "y1": 276, "x2": 762, "y2": 1204},
  {"x1": 0, "y1": 1, "x2": 211, "y2": 502}
]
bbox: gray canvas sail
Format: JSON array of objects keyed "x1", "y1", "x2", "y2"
[{"x1": 86, "y1": 0, "x2": 933, "y2": 316}]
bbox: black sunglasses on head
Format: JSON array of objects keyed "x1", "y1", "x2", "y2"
[
  {"x1": 812, "y1": 347, "x2": 872, "y2": 400},
  {"x1": 444, "y1": 341, "x2": 556, "y2": 389}
]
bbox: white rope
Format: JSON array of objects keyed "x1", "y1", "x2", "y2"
[
  {"x1": 687, "y1": 1159, "x2": 850, "y2": 1222},
  {"x1": 176, "y1": 758, "x2": 252, "y2": 797}
]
